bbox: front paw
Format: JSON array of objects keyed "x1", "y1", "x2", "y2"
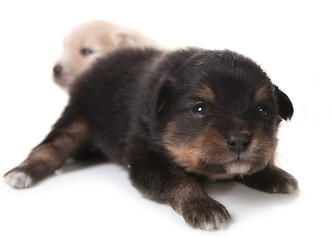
[
  {"x1": 181, "y1": 197, "x2": 231, "y2": 231},
  {"x1": 237, "y1": 166, "x2": 299, "y2": 194},
  {"x1": 4, "y1": 170, "x2": 33, "y2": 189},
  {"x1": 267, "y1": 168, "x2": 299, "y2": 194}
]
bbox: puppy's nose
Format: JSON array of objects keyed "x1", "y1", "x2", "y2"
[
  {"x1": 53, "y1": 64, "x2": 62, "y2": 78},
  {"x1": 226, "y1": 133, "x2": 251, "y2": 153}
]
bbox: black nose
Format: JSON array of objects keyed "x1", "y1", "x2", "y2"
[
  {"x1": 53, "y1": 64, "x2": 62, "y2": 78},
  {"x1": 226, "y1": 133, "x2": 251, "y2": 153}
]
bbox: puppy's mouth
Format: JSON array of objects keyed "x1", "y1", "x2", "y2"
[
  {"x1": 225, "y1": 161, "x2": 251, "y2": 174},
  {"x1": 197, "y1": 150, "x2": 265, "y2": 176},
  {"x1": 53, "y1": 76, "x2": 71, "y2": 91},
  {"x1": 223, "y1": 152, "x2": 265, "y2": 175},
  {"x1": 53, "y1": 75, "x2": 66, "y2": 85}
]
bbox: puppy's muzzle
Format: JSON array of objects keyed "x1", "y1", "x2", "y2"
[
  {"x1": 53, "y1": 64, "x2": 63, "y2": 78},
  {"x1": 226, "y1": 133, "x2": 251, "y2": 153}
]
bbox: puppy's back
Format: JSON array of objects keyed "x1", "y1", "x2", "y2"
[
  {"x1": 66, "y1": 48, "x2": 163, "y2": 159},
  {"x1": 70, "y1": 48, "x2": 162, "y2": 101}
]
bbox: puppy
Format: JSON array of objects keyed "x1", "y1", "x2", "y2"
[
  {"x1": 53, "y1": 20, "x2": 163, "y2": 91},
  {"x1": 5, "y1": 48, "x2": 298, "y2": 230}
]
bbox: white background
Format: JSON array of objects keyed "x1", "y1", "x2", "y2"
[{"x1": 0, "y1": 0, "x2": 331, "y2": 239}]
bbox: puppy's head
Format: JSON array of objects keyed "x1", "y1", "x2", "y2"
[
  {"x1": 155, "y1": 49, "x2": 293, "y2": 179},
  {"x1": 53, "y1": 20, "x2": 156, "y2": 91}
]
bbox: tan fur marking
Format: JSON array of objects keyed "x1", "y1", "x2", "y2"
[
  {"x1": 24, "y1": 121, "x2": 89, "y2": 172},
  {"x1": 255, "y1": 85, "x2": 270, "y2": 103},
  {"x1": 163, "y1": 124, "x2": 224, "y2": 172},
  {"x1": 29, "y1": 145, "x2": 61, "y2": 161},
  {"x1": 251, "y1": 129, "x2": 277, "y2": 165},
  {"x1": 58, "y1": 121, "x2": 89, "y2": 147},
  {"x1": 197, "y1": 85, "x2": 216, "y2": 103}
]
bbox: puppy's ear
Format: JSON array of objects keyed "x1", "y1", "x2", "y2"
[
  {"x1": 113, "y1": 32, "x2": 139, "y2": 48},
  {"x1": 274, "y1": 85, "x2": 294, "y2": 121},
  {"x1": 151, "y1": 77, "x2": 174, "y2": 117}
]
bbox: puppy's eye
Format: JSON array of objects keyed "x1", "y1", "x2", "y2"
[
  {"x1": 192, "y1": 102, "x2": 209, "y2": 118},
  {"x1": 257, "y1": 106, "x2": 269, "y2": 117},
  {"x1": 81, "y1": 48, "x2": 94, "y2": 56}
]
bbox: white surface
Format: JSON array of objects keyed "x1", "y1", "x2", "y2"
[{"x1": 0, "y1": 0, "x2": 331, "y2": 239}]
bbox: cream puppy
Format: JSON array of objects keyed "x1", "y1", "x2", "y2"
[{"x1": 53, "y1": 20, "x2": 163, "y2": 91}]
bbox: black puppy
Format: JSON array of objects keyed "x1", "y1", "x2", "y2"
[{"x1": 5, "y1": 48, "x2": 298, "y2": 230}]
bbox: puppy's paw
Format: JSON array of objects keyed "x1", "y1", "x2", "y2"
[
  {"x1": 4, "y1": 171, "x2": 33, "y2": 189},
  {"x1": 267, "y1": 169, "x2": 299, "y2": 194},
  {"x1": 181, "y1": 197, "x2": 231, "y2": 231},
  {"x1": 237, "y1": 166, "x2": 299, "y2": 194}
]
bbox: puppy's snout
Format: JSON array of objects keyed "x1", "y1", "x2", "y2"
[
  {"x1": 226, "y1": 133, "x2": 251, "y2": 153},
  {"x1": 53, "y1": 64, "x2": 63, "y2": 78}
]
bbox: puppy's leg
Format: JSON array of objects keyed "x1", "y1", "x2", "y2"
[
  {"x1": 4, "y1": 120, "x2": 89, "y2": 189},
  {"x1": 235, "y1": 165, "x2": 299, "y2": 194},
  {"x1": 128, "y1": 148, "x2": 231, "y2": 231}
]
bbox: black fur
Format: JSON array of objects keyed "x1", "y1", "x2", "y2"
[{"x1": 5, "y1": 48, "x2": 298, "y2": 230}]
